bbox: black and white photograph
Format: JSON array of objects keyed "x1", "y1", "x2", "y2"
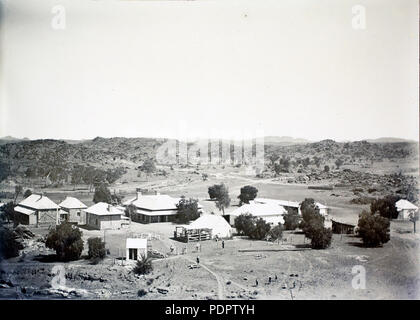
[{"x1": 0, "y1": 0, "x2": 418, "y2": 302}]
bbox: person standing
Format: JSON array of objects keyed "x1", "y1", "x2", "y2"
[
  {"x1": 222, "y1": 240, "x2": 225, "y2": 249},
  {"x1": 196, "y1": 256, "x2": 200, "y2": 264}
]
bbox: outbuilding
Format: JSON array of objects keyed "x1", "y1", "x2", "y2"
[
  {"x1": 126, "y1": 238, "x2": 148, "y2": 260},
  {"x1": 395, "y1": 199, "x2": 418, "y2": 220},
  {"x1": 174, "y1": 214, "x2": 232, "y2": 242},
  {"x1": 225, "y1": 200, "x2": 287, "y2": 226}
]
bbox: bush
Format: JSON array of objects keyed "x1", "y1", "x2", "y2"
[
  {"x1": 307, "y1": 225, "x2": 332, "y2": 249},
  {"x1": 283, "y1": 209, "x2": 300, "y2": 230},
  {"x1": 87, "y1": 237, "x2": 106, "y2": 261},
  {"x1": 133, "y1": 255, "x2": 153, "y2": 275},
  {"x1": 137, "y1": 289, "x2": 147, "y2": 297},
  {"x1": 93, "y1": 183, "x2": 112, "y2": 204},
  {"x1": 0, "y1": 227, "x2": 23, "y2": 260},
  {"x1": 357, "y1": 210, "x2": 390, "y2": 247},
  {"x1": 234, "y1": 214, "x2": 271, "y2": 240},
  {"x1": 268, "y1": 223, "x2": 283, "y2": 242},
  {"x1": 45, "y1": 222, "x2": 84, "y2": 261}
]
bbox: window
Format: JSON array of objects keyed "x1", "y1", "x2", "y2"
[{"x1": 77, "y1": 211, "x2": 81, "y2": 217}]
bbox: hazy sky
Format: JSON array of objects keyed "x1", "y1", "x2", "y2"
[{"x1": 0, "y1": 0, "x2": 418, "y2": 141}]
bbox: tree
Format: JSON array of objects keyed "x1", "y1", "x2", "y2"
[
  {"x1": 125, "y1": 204, "x2": 136, "y2": 218},
  {"x1": 357, "y1": 210, "x2": 390, "y2": 247},
  {"x1": 233, "y1": 214, "x2": 271, "y2": 240},
  {"x1": 215, "y1": 184, "x2": 231, "y2": 214},
  {"x1": 13, "y1": 185, "x2": 23, "y2": 203},
  {"x1": 234, "y1": 213, "x2": 255, "y2": 236},
  {"x1": 299, "y1": 198, "x2": 323, "y2": 233},
  {"x1": 93, "y1": 183, "x2": 112, "y2": 204},
  {"x1": 202, "y1": 173, "x2": 208, "y2": 181},
  {"x1": 409, "y1": 211, "x2": 419, "y2": 233},
  {"x1": 132, "y1": 254, "x2": 153, "y2": 275},
  {"x1": 307, "y1": 224, "x2": 332, "y2": 249},
  {"x1": 23, "y1": 189, "x2": 32, "y2": 198},
  {"x1": 268, "y1": 154, "x2": 280, "y2": 168},
  {"x1": 2, "y1": 202, "x2": 15, "y2": 224},
  {"x1": 238, "y1": 185, "x2": 258, "y2": 205},
  {"x1": 45, "y1": 222, "x2": 84, "y2": 261},
  {"x1": 250, "y1": 218, "x2": 272, "y2": 240},
  {"x1": 370, "y1": 196, "x2": 399, "y2": 220},
  {"x1": 87, "y1": 237, "x2": 106, "y2": 262},
  {"x1": 268, "y1": 223, "x2": 283, "y2": 242},
  {"x1": 335, "y1": 158, "x2": 344, "y2": 169},
  {"x1": 283, "y1": 208, "x2": 300, "y2": 230},
  {"x1": 300, "y1": 198, "x2": 332, "y2": 249},
  {"x1": 0, "y1": 227, "x2": 23, "y2": 260},
  {"x1": 324, "y1": 165, "x2": 330, "y2": 173},
  {"x1": 175, "y1": 197, "x2": 200, "y2": 224},
  {"x1": 208, "y1": 184, "x2": 222, "y2": 200},
  {"x1": 139, "y1": 159, "x2": 156, "y2": 176}
]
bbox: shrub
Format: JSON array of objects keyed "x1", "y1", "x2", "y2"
[
  {"x1": 234, "y1": 214, "x2": 271, "y2": 240},
  {"x1": 87, "y1": 237, "x2": 106, "y2": 261},
  {"x1": 307, "y1": 225, "x2": 332, "y2": 249},
  {"x1": 137, "y1": 289, "x2": 147, "y2": 297},
  {"x1": 0, "y1": 227, "x2": 23, "y2": 260},
  {"x1": 133, "y1": 255, "x2": 153, "y2": 275},
  {"x1": 357, "y1": 210, "x2": 390, "y2": 247},
  {"x1": 93, "y1": 183, "x2": 112, "y2": 204},
  {"x1": 45, "y1": 222, "x2": 84, "y2": 261},
  {"x1": 283, "y1": 209, "x2": 300, "y2": 230},
  {"x1": 268, "y1": 223, "x2": 283, "y2": 242}
]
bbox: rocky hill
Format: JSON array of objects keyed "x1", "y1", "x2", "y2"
[{"x1": 0, "y1": 137, "x2": 417, "y2": 187}]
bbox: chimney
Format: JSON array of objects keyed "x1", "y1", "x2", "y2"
[
  {"x1": 107, "y1": 204, "x2": 111, "y2": 211},
  {"x1": 136, "y1": 191, "x2": 142, "y2": 200}
]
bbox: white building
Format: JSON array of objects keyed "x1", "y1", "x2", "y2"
[
  {"x1": 59, "y1": 196, "x2": 88, "y2": 225},
  {"x1": 14, "y1": 194, "x2": 60, "y2": 227},
  {"x1": 85, "y1": 202, "x2": 124, "y2": 230},
  {"x1": 189, "y1": 214, "x2": 232, "y2": 238},
  {"x1": 126, "y1": 238, "x2": 148, "y2": 260},
  {"x1": 226, "y1": 200, "x2": 287, "y2": 226},
  {"x1": 395, "y1": 199, "x2": 418, "y2": 220},
  {"x1": 124, "y1": 191, "x2": 203, "y2": 223}
]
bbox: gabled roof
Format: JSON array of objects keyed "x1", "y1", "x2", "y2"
[
  {"x1": 59, "y1": 197, "x2": 87, "y2": 209},
  {"x1": 128, "y1": 194, "x2": 203, "y2": 211},
  {"x1": 229, "y1": 202, "x2": 287, "y2": 217},
  {"x1": 186, "y1": 214, "x2": 231, "y2": 230},
  {"x1": 14, "y1": 206, "x2": 35, "y2": 215},
  {"x1": 396, "y1": 199, "x2": 418, "y2": 210},
  {"x1": 254, "y1": 198, "x2": 300, "y2": 208},
  {"x1": 18, "y1": 194, "x2": 60, "y2": 210},
  {"x1": 126, "y1": 238, "x2": 147, "y2": 249},
  {"x1": 85, "y1": 202, "x2": 123, "y2": 216}
]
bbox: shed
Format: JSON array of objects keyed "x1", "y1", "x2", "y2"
[
  {"x1": 126, "y1": 238, "x2": 148, "y2": 260},
  {"x1": 174, "y1": 214, "x2": 232, "y2": 242},
  {"x1": 395, "y1": 199, "x2": 418, "y2": 220},
  {"x1": 331, "y1": 219, "x2": 356, "y2": 234}
]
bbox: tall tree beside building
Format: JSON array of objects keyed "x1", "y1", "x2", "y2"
[
  {"x1": 175, "y1": 197, "x2": 200, "y2": 224},
  {"x1": 93, "y1": 183, "x2": 112, "y2": 204},
  {"x1": 215, "y1": 183, "x2": 231, "y2": 214}
]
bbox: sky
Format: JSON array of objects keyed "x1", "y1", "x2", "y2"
[{"x1": 0, "y1": 0, "x2": 418, "y2": 142}]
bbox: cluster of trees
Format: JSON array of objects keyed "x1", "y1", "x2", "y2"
[
  {"x1": 45, "y1": 222, "x2": 84, "y2": 261},
  {"x1": 357, "y1": 210, "x2": 390, "y2": 247},
  {"x1": 283, "y1": 208, "x2": 300, "y2": 230},
  {"x1": 234, "y1": 213, "x2": 276, "y2": 240},
  {"x1": 208, "y1": 183, "x2": 231, "y2": 214},
  {"x1": 299, "y1": 199, "x2": 332, "y2": 249},
  {"x1": 45, "y1": 223, "x2": 108, "y2": 262},
  {"x1": 71, "y1": 165, "x2": 126, "y2": 190},
  {"x1": 175, "y1": 197, "x2": 200, "y2": 224},
  {"x1": 93, "y1": 183, "x2": 121, "y2": 204}
]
